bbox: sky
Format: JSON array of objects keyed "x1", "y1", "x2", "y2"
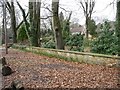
[
  {"x1": 0, "y1": 0, "x2": 117, "y2": 26},
  {"x1": 18, "y1": 0, "x2": 116, "y2": 25},
  {"x1": 59, "y1": 0, "x2": 116, "y2": 24}
]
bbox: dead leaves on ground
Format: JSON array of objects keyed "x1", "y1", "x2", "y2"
[{"x1": 2, "y1": 49, "x2": 120, "y2": 88}]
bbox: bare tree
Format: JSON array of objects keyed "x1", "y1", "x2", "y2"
[
  {"x1": 116, "y1": 0, "x2": 120, "y2": 56},
  {"x1": 3, "y1": 0, "x2": 8, "y2": 54},
  {"x1": 17, "y1": 0, "x2": 41, "y2": 46},
  {"x1": 52, "y1": 0, "x2": 64, "y2": 49},
  {"x1": 36, "y1": 0, "x2": 41, "y2": 46},
  {"x1": 1, "y1": 3, "x2": 5, "y2": 44},
  {"x1": 6, "y1": 0, "x2": 17, "y2": 43},
  {"x1": 79, "y1": 0, "x2": 95, "y2": 39}
]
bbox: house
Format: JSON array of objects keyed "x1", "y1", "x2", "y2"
[{"x1": 70, "y1": 23, "x2": 86, "y2": 35}]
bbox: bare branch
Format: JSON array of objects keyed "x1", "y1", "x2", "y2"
[
  {"x1": 40, "y1": 16, "x2": 53, "y2": 19},
  {"x1": 16, "y1": 1, "x2": 31, "y2": 36},
  {"x1": 41, "y1": 2, "x2": 52, "y2": 13},
  {"x1": 80, "y1": 1, "x2": 86, "y2": 16},
  {"x1": 67, "y1": 11, "x2": 72, "y2": 21},
  {"x1": 89, "y1": 0, "x2": 95, "y2": 18},
  {"x1": 59, "y1": 6, "x2": 71, "y2": 12},
  {"x1": 16, "y1": 12, "x2": 29, "y2": 30},
  {"x1": 41, "y1": 6, "x2": 52, "y2": 13},
  {"x1": 6, "y1": 1, "x2": 11, "y2": 13}
]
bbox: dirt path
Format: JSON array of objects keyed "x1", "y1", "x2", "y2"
[{"x1": 2, "y1": 49, "x2": 120, "y2": 88}]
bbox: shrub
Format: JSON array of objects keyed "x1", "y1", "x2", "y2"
[
  {"x1": 17, "y1": 24, "x2": 28, "y2": 42},
  {"x1": 41, "y1": 35, "x2": 55, "y2": 49},
  {"x1": 66, "y1": 33, "x2": 84, "y2": 51},
  {"x1": 91, "y1": 21, "x2": 118, "y2": 55}
]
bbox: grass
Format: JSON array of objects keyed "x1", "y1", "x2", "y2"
[
  {"x1": 12, "y1": 44, "x2": 120, "y2": 67},
  {"x1": 12, "y1": 45, "x2": 72, "y2": 62}
]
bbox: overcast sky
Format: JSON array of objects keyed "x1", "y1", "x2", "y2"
[
  {"x1": 18, "y1": 0, "x2": 116, "y2": 25},
  {"x1": 60, "y1": 0, "x2": 116, "y2": 24},
  {"x1": 0, "y1": 0, "x2": 116, "y2": 27}
]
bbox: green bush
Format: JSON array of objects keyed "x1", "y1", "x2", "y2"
[
  {"x1": 66, "y1": 33, "x2": 84, "y2": 51},
  {"x1": 42, "y1": 40, "x2": 55, "y2": 49},
  {"x1": 91, "y1": 21, "x2": 118, "y2": 55},
  {"x1": 41, "y1": 35, "x2": 55, "y2": 49},
  {"x1": 17, "y1": 24, "x2": 28, "y2": 41}
]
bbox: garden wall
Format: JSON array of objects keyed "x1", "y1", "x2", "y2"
[{"x1": 13, "y1": 45, "x2": 120, "y2": 67}]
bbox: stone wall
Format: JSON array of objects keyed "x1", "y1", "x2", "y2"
[{"x1": 13, "y1": 45, "x2": 120, "y2": 67}]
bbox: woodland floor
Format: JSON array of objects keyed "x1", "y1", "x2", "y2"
[{"x1": 2, "y1": 48, "x2": 120, "y2": 89}]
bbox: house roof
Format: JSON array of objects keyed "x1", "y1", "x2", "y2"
[{"x1": 70, "y1": 25, "x2": 85, "y2": 34}]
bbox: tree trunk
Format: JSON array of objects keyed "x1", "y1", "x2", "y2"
[
  {"x1": 116, "y1": 0, "x2": 120, "y2": 56},
  {"x1": 17, "y1": 1, "x2": 41, "y2": 47},
  {"x1": 80, "y1": 0, "x2": 95, "y2": 39},
  {"x1": 85, "y1": 16, "x2": 89, "y2": 39},
  {"x1": 29, "y1": 2, "x2": 39, "y2": 46},
  {"x1": 29, "y1": 1, "x2": 41, "y2": 47},
  {"x1": 6, "y1": 1, "x2": 17, "y2": 43},
  {"x1": 36, "y1": 1, "x2": 41, "y2": 46},
  {"x1": 2, "y1": 13, "x2": 5, "y2": 44},
  {"x1": 52, "y1": 0, "x2": 64, "y2": 49},
  {"x1": 17, "y1": 1, "x2": 31, "y2": 43},
  {"x1": 10, "y1": 1, "x2": 17, "y2": 43}
]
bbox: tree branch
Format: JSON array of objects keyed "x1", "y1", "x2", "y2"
[
  {"x1": 16, "y1": 12, "x2": 29, "y2": 30},
  {"x1": 41, "y1": 6, "x2": 53, "y2": 13},
  {"x1": 6, "y1": 1, "x2": 11, "y2": 13},
  {"x1": 16, "y1": 1, "x2": 31, "y2": 36},
  {"x1": 59, "y1": 6, "x2": 71, "y2": 12},
  {"x1": 40, "y1": 16, "x2": 53, "y2": 19},
  {"x1": 80, "y1": 1, "x2": 86, "y2": 16}
]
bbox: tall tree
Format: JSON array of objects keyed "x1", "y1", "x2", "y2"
[
  {"x1": 36, "y1": 0, "x2": 41, "y2": 46},
  {"x1": 1, "y1": 2, "x2": 4, "y2": 44},
  {"x1": 79, "y1": 0, "x2": 95, "y2": 39},
  {"x1": 52, "y1": 0, "x2": 64, "y2": 49},
  {"x1": 17, "y1": 0, "x2": 41, "y2": 46},
  {"x1": 60, "y1": 11, "x2": 72, "y2": 41},
  {"x1": 29, "y1": 1, "x2": 38, "y2": 46},
  {"x1": 116, "y1": 0, "x2": 120, "y2": 56},
  {"x1": 88, "y1": 19, "x2": 97, "y2": 38},
  {"x1": 6, "y1": 0, "x2": 17, "y2": 43}
]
